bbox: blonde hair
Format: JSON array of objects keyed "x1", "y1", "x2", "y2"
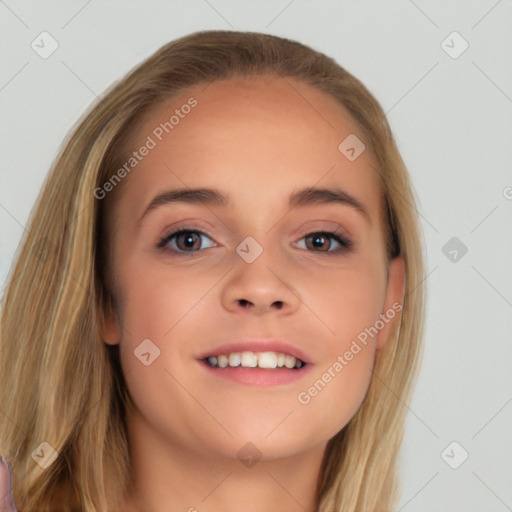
[{"x1": 0, "y1": 30, "x2": 425, "y2": 511}]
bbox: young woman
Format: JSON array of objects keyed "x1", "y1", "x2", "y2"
[{"x1": 0, "y1": 30, "x2": 425, "y2": 512}]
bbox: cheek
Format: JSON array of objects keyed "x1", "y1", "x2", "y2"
[
  {"x1": 113, "y1": 264, "x2": 218, "y2": 448},
  {"x1": 307, "y1": 257, "x2": 385, "y2": 346},
  {"x1": 112, "y1": 257, "x2": 208, "y2": 392},
  {"x1": 117, "y1": 254, "x2": 208, "y2": 339},
  {"x1": 293, "y1": 260, "x2": 384, "y2": 434}
]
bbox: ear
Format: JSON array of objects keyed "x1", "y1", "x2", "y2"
[
  {"x1": 99, "y1": 296, "x2": 122, "y2": 346},
  {"x1": 376, "y1": 256, "x2": 405, "y2": 351}
]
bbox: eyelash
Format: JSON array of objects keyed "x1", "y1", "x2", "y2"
[{"x1": 156, "y1": 227, "x2": 353, "y2": 257}]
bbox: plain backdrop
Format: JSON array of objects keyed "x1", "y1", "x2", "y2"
[{"x1": 1, "y1": 1, "x2": 511, "y2": 510}]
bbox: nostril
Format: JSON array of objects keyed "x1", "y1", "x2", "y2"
[{"x1": 236, "y1": 299, "x2": 283, "y2": 309}]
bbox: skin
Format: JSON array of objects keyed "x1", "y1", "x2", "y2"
[{"x1": 100, "y1": 74, "x2": 404, "y2": 512}]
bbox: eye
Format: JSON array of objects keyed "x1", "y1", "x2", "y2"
[
  {"x1": 296, "y1": 231, "x2": 352, "y2": 254},
  {"x1": 157, "y1": 229, "x2": 216, "y2": 255},
  {"x1": 157, "y1": 228, "x2": 352, "y2": 257}
]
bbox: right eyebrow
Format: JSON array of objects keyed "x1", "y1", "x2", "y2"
[{"x1": 138, "y1": 188, "x2": 229, "y2": 224}]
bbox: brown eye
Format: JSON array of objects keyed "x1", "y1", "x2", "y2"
[
  {"x1": 157, "y1": 229, "x2": 215, "y2": 254},
  {"x1": 306, "y1": 233, "x2": 330, "y2": 252},
  {"x1": 299, "y1": 232, "x2": 352, "y2": 254},
  {"x1": 174, "y1": 231, "x2": 202, "y2": 251}
]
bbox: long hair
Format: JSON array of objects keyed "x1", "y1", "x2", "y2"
[{"x1": 0, "y1": 30, "x2": 425, "y2": 511}]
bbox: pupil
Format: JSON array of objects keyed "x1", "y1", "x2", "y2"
[
  {"x1": 312, "y1": 234, "x2": 327, "y2": 250},
  {"x1": 181, "y1": 232, "x2": 198, "y2": 250}
]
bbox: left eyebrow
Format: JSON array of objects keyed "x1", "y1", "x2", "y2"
[
  {"x1": 138, "y1": 186, "x2": 371, "y2": 224},
  {"x1": 288, "y1": 186, "x2": 370, "y2": 223}
]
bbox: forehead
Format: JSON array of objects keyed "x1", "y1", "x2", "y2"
[{"x1": 116, "y1": 75, "x2": 383, "y2": 226}]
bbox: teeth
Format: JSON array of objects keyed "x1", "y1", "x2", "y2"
[
  {"x1": 258, "y1": 352, "x2": 277, "y2": 369},
  {"x1": 228, "y1": 353, "x2": 241, "y2": 367},
  {"x1": 205, "y1": 351, "x2": 305, "y2": 369},
  {"x1": 241, "y1": 351, "x2": 258, "y2": 367},
  {"x1": 284, "y1": 355, "x2": 296, "y2": 369}
]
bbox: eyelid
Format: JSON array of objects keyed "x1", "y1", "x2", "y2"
[
  {"x1": 294, "y1": 220, "x2": 352, "y2": 240},
  {"x1": 294, "y1": 230, "x2": 353, "y2": 254},
  {"x1": 156, "y1": 224, "x2": 218, "y2": 250},
  {"x1": 156, "y1": 221, "x2": 217, "y2": 244}
]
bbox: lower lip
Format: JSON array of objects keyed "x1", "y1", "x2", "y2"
[{"x1": 198, "y1": 359, "x2": 312, "y2": 386}]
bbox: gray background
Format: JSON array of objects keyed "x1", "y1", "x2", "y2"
[{"x1": 1, "y1": 1, "x2": 511, "y2": 510}]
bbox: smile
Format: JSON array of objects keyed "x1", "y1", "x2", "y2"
[{"x1": 205, "y1": 350, "x2": 306, "y2": 369}]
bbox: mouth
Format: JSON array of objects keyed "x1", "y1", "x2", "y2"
[
  {"x1": 203, "y1": 351, "x2": 307, "y2": 370},
  {"x1": 197, "y1": 339, "x2": 312, "y2": 386}
]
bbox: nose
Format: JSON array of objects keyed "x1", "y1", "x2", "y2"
[{"x1": 221, "y1": 250, "x2": 300, "y2": 316}]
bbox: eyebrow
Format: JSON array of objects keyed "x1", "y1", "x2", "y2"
[{"x1": 138, "y1": 186, "x2": 370, "y2": 224}]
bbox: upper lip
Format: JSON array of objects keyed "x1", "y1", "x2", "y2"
[{"x1": 198, "y1": 339, "x2": 312, "y2": 364}]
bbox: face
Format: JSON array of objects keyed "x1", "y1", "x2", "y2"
[{"x1": 101, "y1": 75, "x2": 404, "y2": 463}]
